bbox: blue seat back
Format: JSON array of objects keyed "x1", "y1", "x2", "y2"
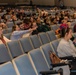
[
  {"x1": 29, "y1": 48, "x2": 50, "y2": 75},
  {"x1": 13, "y1": 54, "x2": 37, "y2": 75},
  {"x1": 51, "y1": 40, "x2": 60, "y2": 55},
  {"x1": 41, "y1": 43, "x2": 55, "y2": 66},
  {"x1": 46, "y1": 31, "x2": 57, "y2": 41},
  {"x1": 0, "y1": 62, "x2": 17, "y2": 75},
  {"x1": 7, "y1": 41, "x2": 23, "y2": 58},
  {"x1": 30, "y1": 35, "x2": 42, "y2": 48},
  {"x1": 0, "y1": 44, "x2": 11, "y2": 63},
  {"x1": 38, "y1": 32, "x2": 50, "y2": 44},
  {"x1": 19, "y1": 37, "x2": 34, "y2": 53}
]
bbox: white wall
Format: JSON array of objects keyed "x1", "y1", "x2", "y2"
[
  {"x1": 0, "y1": 0, "x2": 55, "y2": 6},
  {"x1": 64, "y1": 0, "x2": 76, "y2": 7},
  {"x1": 30, "y1": 0, "x2": 55, "y2": 6}
]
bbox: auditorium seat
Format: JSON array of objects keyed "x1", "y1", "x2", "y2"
[
  {"x1": 7, "y1": 40, "x2": 24, "y2": 58},
  {"x1": 28, "y1": 48, "x2": 63, "y2": 75},
  {"x1": 6, "y1": 22, "x2": 14, "y2": 28},
  {"x1": 0, "y1": 44, "x2": 11, "y2": 63},
  {"x1": 51, "y1": 39, "x2": 60, "y2": 55},
  {"x1": 0, "y1": 61, "x2": 17, "y2": 75},
  {"x1": 19, "y1": 37, "x2": 34, "y2": 53},
  {"x1": 40, "y1": 43, "x2": 55, "y2": 65},
  {"x1": 13, "y1": 54, "x2": 37, "y2": 75},
  {"x1": 51, "y1": 25, "x2": 59, "y2": 32},
  {"x1": 38, "y1": 32, "x2": 50, "y2": 44},
  {"x1": 46, "y1": 30, "x2": 57, "y2": 41},
  {"x1": 30, "y1": 35, "x2": 42, "y2": 49}
]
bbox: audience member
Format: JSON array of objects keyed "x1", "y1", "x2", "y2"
[
  {"x1": 57, "y1": 28, "x2": 76, "y2": 57},
  {"x1": 0, "y1": 27, "x2": 11, "y2": 45},
  {"x1": 10, "y1": 25, "x2": 37, "y2": 40}
]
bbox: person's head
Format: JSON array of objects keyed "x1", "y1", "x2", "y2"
[
  {"x1": 23, "y1": 18, "x2": 30, "y2": 24},
  {"x1": 12, "y1": 25, "x2": 20, "y2": 32},
  {"x1": 51, "y1": 18, "x2": 57, "y2": 24},
  {"x1": 61, "y1": 28, "x2": 72, "y2": 40},
  {"x1": 60, "y1": 11, "x2": 64, "y2": 15},
  {"x1": 36, "y1": 17, "x2": 41, "y2": 24},
  {"x1": 12, "y1": 15, "x2": 17, "y2": 21},
  {"x1": 0, "y1": 23, "x2": 7, "y2": 29},
  {"x1": 19, "y1": 24, "x2": 25, "y2": 30},
  {"x1": 62, "y1": 19, "x2": 67, "y2": 24},
  {"x1": 32, "y1": 21, "x2": 37, "y2": 28},
  {"x1": 73, "y1": 13, "x2": 76, "y2": 19},
  {"x1": 64, "y1": 16, "x2": 69, "y2": 21}
]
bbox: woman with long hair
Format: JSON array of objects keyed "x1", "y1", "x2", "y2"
[{"x1": 57, "y1": 28, "x2": 76, "y2": 57}]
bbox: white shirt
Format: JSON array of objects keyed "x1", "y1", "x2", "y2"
[{"x1": 57, "y1": 38, "x2": 76, "y2": 57}]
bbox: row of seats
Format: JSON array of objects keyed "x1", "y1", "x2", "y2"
[
  {"x1": 4, "y1": 30, "x2": 57, "y2": 44},
  {"x1": 0, "y1": 46, "x2": 71, "y2": 75},
  {"x1": 0, "y1": 32, "x2": 59, "y2": 63},
  {"x1": 4, "y1": 29, "x2": 76, "y2": 47},
  {"x1": 3, "y1": 20, "x2": 22, "y2": 34},
  {"x1": 6, "y1": 20, "x2": 22, "y2": 28},
  {"x1": 3, "y1": 30, "x2": 76, "y2": 61},
  {"x1": 3, "y1": 23, "x2": 60, "y2": 34},
  {"x1": 51, "y1": 21, "x2": 76, "y2": 33},
  {"x1": 3, "y1": 28, "x2": 12, "y2": 34},
  {"x1": 1, "y1": 30, "x2": 76, "y2": 75},
  {"x1": 3, "y1": 20, "x2": 76, "y2": 34}
]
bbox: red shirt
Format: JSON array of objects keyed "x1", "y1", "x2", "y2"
[{"x1": 60, "y1": 24, "x2": 68, "y2": 30}]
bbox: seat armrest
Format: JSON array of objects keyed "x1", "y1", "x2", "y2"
[
  {"x1": 59, "y1": 56, "x2": 74, "y2": 60},
  {"x1": 70, "y1": 70, "x2": 76, "y2": 75},
  {"x1": 40, "y1": 70, "x2": 59, "y2": 75},
  {"x1": 51, "y1": 63, "x2": 69, "y2": 67}
]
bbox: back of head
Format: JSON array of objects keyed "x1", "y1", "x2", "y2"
[
  {"x1": 60, "y1": 27, "x2": 71, "y2": 37},
  {"x1": 23, "y1": 18, "x2": 30, "y2": 24}
]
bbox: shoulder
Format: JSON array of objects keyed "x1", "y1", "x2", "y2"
[
  {"x1": 12, "y1": 31, "x2": 19, "y2": 35},
  {"x1": 58, "y1": 39, "x2": 68, "y2": 48},
  {"x1": 59, "y1": 39, "x2": 67, "y2": 44}
]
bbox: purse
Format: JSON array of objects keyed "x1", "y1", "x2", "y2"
[{"x1": 50, "y1": 52, "x2": 61, "y2": 64}]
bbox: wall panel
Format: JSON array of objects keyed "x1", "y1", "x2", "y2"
[
  {"x1": 0, "y1": 0, "x2": 55, "y2": 6},
  {"x1": 64, "y1": 0, "x2": 76, "y2": 7}
]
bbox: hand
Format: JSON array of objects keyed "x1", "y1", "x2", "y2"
[{"x1": 32, "y1": 26, "x2": 38, "y2": 30}]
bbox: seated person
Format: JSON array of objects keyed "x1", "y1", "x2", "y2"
[
  {"x1": 55, "y1": 19, "x2": 70, "y2": 36},
  {"x1": 57, "y1": 28, "x2": 76, "y2": 58},
  {"x1": 10, "y1": 25, "x2": 37, "y2": 40},
  {"x1": 23, "y1": 18, "x2": 31, "y2": 30},
  {"x1": 0, "y1": 23, "x2": 7, "y2": 29},
  {"x1": 50, "y1": 18, "x2": 58, "y2": 25},
  {"x1": 31, "y1": 21, "x2": 38, "y2": 35},
  {"x1": 60, "y1": 19, "x2": 69, "y2": 30},
  {"x1": 0, "y1": 27, "x2": 11, "y2": 45}
]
